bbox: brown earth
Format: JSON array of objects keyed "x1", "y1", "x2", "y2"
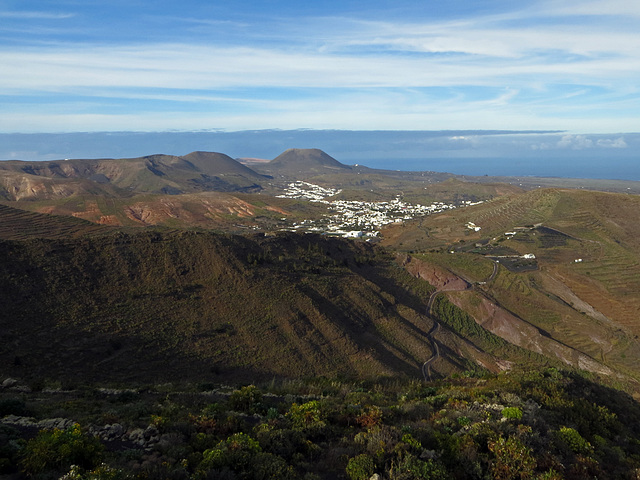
[{"x1": 401, "y1": 255, "x2": 470, "y2": 291}]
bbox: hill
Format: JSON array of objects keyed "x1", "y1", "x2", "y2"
[
  {"x1": 255, "y1": 148, "x2": 352, "y2": 177},
  {"x1": 381, "y1": 187, "x2": 640, "y2": 387},
  {"x1": 0, "y1": 204, "x2": 113, "y2": 240},
  {"x1": 0, "y1": 202, "x2": 582, "y2": 387},
  {"x1": 3, "y1": 149, "x2": 640, "y2": 478},
  {"x1": 0, "y1": 227, "x2": 433, "y2": 384},
  {"x1": 0, "y1": 151, "x2": 266, "y2": 201}
]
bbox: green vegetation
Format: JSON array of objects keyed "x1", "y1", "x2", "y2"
[
  {"x1": 20, "y1": 424, "x2": 104, "y2": 478},
  {"x1": 4, "y1": 161, "x2": 640, "y2": 479},
  {"x1": 1, "y1": 370, "x2": 639, "y2": 478},
  {"x1": 431, "y1": 293, "x2": 555, "y2": 368},
  {"x1": 415, "y1": 251, "x2": 494, "y2": 283}
]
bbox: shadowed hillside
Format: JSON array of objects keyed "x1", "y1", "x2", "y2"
[
  {"x1": 0, "y1": 229, "x2": 435, "y2": 384},
  {"x1": 0, "y1": 213, "x2": 574, "y2": 388}
]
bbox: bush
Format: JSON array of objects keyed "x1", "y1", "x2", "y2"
[
  {"x1": 286, "y1": 401, "x2": 325, "y2": 431},
  {"x1": 346, "y1": 454, "x2": 375, "y2": 480},
  {"x1": 228, "y1": 385, "x2": 263, "y2": 413},
  {"x1": 556, "y1": 427, "x2": 593, "y2": 455},
  {"x1": 388, "y1": 453, "x2": 449, "y2": 480},
  {"x1": 0, "y1": 424, "x2": 23, "y2": 474},
  {"x1": 0, "y1": 398, "x2": 29, "y2": 417},
  {"x1": 59, "y1": 463, "x2": 126, "y2": 480},
  {"x1": 501, "y1": 407, "x2": 523, "y2": 420},
  {"x1": 488, "y1": 435, "x2": 536, "y2": 480},
  {"x1": 198, "y1": 433, "x2": 296, "y2": 479},
  {"x1": 356, "y1": 406, "x2": 383, "y2": 430},
  {"x1": 20, "y1": 424, "x2": 103, "y2": 478}
]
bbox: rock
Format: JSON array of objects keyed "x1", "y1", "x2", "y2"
[
  {"x1": 420, "y1": 449, "x2": 438, "y2": 460},
  {"x1": 11, "y1": 385, "x2": 32, "y2": 393},
  {"x1": 1, "y1": 414, "x2": 35, "y2": 426},
  {"x1": 128, "y1": 428, "x2": 145, "y2": 443},
  {"x1": 143, "y1": 425, "x2": 159, "y2": 440},
  {"x1": 38, "y1": 418, "x2": 75, "y2": 430},
  {"x1": 1, "y1": 378, "x2": 18, "y2": 388},
  {"x1": 369, "y1": 474, "x2": 381, "y2": 480}
]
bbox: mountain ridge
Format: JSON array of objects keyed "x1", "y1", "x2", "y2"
[{"x1": 0, "y1": 151, "x2": 267, "y2": 200}]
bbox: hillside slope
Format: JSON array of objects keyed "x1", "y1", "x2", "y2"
[
  {"x1": 0, "y1": 200, "x2": 577, "y2": 387},
  {"x1": 0, "y1": 151, "x2": 265, "y2": 200},
  {"x1": 383, "y1": 188, "x2": 640, "y2": 386},
  {"x1": 0, "y1": 229, "x2": 438, "y2": 384}
]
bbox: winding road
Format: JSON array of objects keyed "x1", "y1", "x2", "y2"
[
  {"x1": 421, "y1": 290, "x2": 442, "y2": 381},
  {"x1": 420, "y1": 259, "x2": 499, "y2": 381}
]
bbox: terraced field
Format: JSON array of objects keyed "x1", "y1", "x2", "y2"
[
  {"x1": 0, "y1": 204, "x2": 112, "y2": 240},
  {"x1": 381, "y1": 187, "x2": 640, "y2": 385}
]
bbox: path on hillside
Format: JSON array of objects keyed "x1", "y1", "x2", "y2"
[
  {"x1": 422, "y1": 290, "x2": 442, "y2": 381},
  {"x1": 421, "y1": 259, "x2": 499, "y2": 381}
]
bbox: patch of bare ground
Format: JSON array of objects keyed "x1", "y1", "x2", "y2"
[{"x1": 402, "y1": 255, "x2": 470, "y2": 291}]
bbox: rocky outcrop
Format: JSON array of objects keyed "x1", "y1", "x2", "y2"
[{"x1": 0, "y1": 414, "x2": 162, "y2": 450}]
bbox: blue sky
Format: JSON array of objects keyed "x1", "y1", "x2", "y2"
[{"x1": 1, "y1": 0, "x2": 639, "y2": 133}]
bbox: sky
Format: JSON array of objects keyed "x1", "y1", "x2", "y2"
[{"x1": 1, "y1": 0, "x2": 640, "y2": 134}]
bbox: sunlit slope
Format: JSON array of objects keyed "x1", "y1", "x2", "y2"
[
  {"x1": 0, "y1": 204, "x2": 113, "y2": 240},
  {"x1": 4, "y1": 191, "x2": 327, "y2": 230},
  {"x1": 384, "y1": 188, "x2": 640, "y2": 382},
  {"x1": 0, "y1": 152, "x2": 265, "y2": 201}
]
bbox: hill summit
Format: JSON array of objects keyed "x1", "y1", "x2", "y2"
[{"x1": 258, "y1": 148, "x2": 351, "y2": 176}]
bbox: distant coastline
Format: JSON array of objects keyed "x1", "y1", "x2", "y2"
[{"x1": 1, "y1": 130, "x2": 638, "y2": 181}]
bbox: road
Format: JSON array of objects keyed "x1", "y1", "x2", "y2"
[
  {"x1": 421, "y1": 290, "x2": 442, "y2": 382},
  {"x1": 421, "y1": 259, "x2": 499, "y2": 381}
]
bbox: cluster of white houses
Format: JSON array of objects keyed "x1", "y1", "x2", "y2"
[{"x1": 277, "y1": 181, "x2": 483, "y2": 238}]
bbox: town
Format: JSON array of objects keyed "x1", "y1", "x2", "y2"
[{"x1": 277, "y1": 181, "x2": 483, "y2": 238}]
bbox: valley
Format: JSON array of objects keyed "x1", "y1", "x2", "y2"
[{"x1": 2, "y1": 148, "x2": 640, "y2": 478}]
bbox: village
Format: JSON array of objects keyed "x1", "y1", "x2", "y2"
[{"x1": 277, "y1": 181, "x2": 483, "y2": 238}]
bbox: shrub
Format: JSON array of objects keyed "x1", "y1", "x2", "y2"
[
  {"x1": 346, "y1": 454, "x2": 375, "y2": 480},
  {"x1": 255, "y1": 428, "x2": 309, "y2": 461},
  {"x1": 0, "y1": 424, "x2": 22, "y2": 474},
  {"x1": 388, "y1": 453, "x2": 449, "y2": 480},
  {"x1": 286, "y1": 401, "x2": 325, "y2": 430},
  {"x1": 59, "y1": 463, "x2": 126, "y2": 479},
  {"x1": 198, "y1": 432, "x2": 296, "y2": 479},
  {"x1": 20, "y1": 424, "x2": 103, "y2": 477},
  {"x1": 356, "y1": 406, "x2": 383, "y2": 430},
  {"x1": 228, "y1": 385, "x2": 263, "y2": 413},
  {"x1": 199, "y1": 432, "x2": 262, "y2": 473},
  {"x1": 0, "y1": 398, "x2": 29, "y2": 417},
  {"x1": 501, "y1": 407, "x2": 523, "y2": 421},
  {"x1": 488, "y1": 435, "x2": 536, "y2": 480},
  {"x1": 556, "y1": 427, "x2": 593, "y2": 455}
]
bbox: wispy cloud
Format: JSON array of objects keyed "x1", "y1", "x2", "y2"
[
  {"x1": 0, "y1": 10, "x2": 75, "y2": 19},
  {"x1": 0, "y1": 0, "x2": 639, "y2": 133}
]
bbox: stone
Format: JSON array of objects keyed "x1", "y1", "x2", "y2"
[{"x1": 1, "y1": 378, "x2": 18, "y2": 388}]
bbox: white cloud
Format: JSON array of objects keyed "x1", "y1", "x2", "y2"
[
  {"x1": 597, "y1": 137, "x2": 627, "y2": 148},
  {"x1": 1, "y1": 1, "x2": 640, "y2": 133},
  {"x1": 0, "y1": 11, "x2": 74, "y2": 19},
  {"x1": 556, "y1": 135, "x2": 629, "y2": 150},
  {"x1": 0, "y1": 37, "x2": 637, "y2": 95},
  {"x1": 557, "y1": 134, "x2": 594, "y2": 149}
]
